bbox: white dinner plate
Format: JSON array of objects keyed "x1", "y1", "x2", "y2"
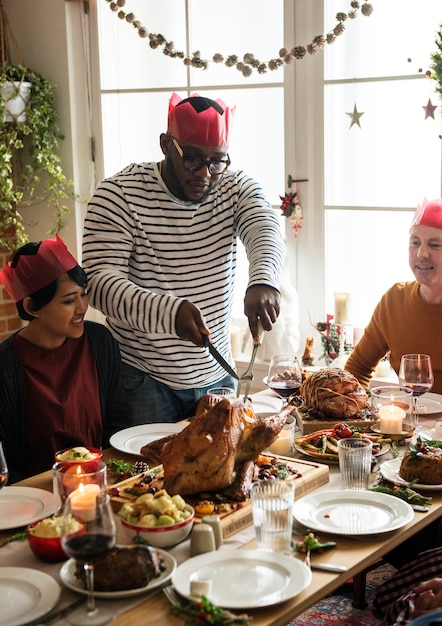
[
  {"x1": 419, "y1": 428, "x2": 442, "y2": 442},
  {"x1": 249, "y1": 393, "x2": 283, "y2": 416},
  {"x1": 293, "y1": 489, "x2": 414, "y2": 535},
  {"x1": 0, "y1": 567, "x2": 60, "y2": 626},
  {"x1": 172, "y1": 549, "x2": 311, "y2": 609},
  {"x1": 416, "y1": 393, "x2": 442, "y2": 415},
  {"x1": 60, "y1": 548, "x2": 176, "y2": 598},
  {"x1": 0, "y1": 487, "x2": 56, "y2": 531},
  {"x1": 380, "y1": 457, "x2": 442, "y2": 491},
  {"x1": 110, "y1": 423, "x2": 186, "y2": 456}
]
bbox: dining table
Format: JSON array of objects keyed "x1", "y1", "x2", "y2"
[{"x1": 1, "y1": 391, "x2": 441, "y2": 626}]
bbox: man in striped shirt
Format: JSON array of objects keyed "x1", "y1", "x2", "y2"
[{"x1": 82, "y1": 93, "x2": 285, "y2": 425}]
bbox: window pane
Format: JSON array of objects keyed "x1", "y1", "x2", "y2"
[
  {"x1": 325, "y1": 0, "x2": 442, "y2": 80},
  {"x1": 325, "y1": 79, "x2": 441, "y2": 207},
  {"x1": 325, "y1": 210, "x2": 414, "y2": 328},
  {"x1": 97, "y1": 0, "x2": 187, "y2": 89},
  {"x1": 188, "y1": 0, "x2": 283, "y2": 86}
]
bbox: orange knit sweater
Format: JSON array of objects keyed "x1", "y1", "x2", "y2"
[{"x1": 345, "y1": 281, "x2": 442, "y2": 394}]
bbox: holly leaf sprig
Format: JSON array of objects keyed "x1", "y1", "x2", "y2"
[
  {"x1": 292, "y1": 531, "x2": 336, "y2": 554},
  {"x1": 370, "y1": 479, "x2": 432, "y2": 507},
  {"x1": 170, "y1": 595, "x2": 251, "y2": 625},
  {"x1": 0, "y1": 529, "x2": 28, "y2": 548}
]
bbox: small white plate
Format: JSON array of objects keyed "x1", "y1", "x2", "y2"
[
  {"x1": 0, "y1": 567, "x2": 60, "y2": 626},
  {"x1": 172, "y1": 549, "x2": 311, "y2": 609},
  {"x1": 416, "y1": 393, "x2": 442, "y2": 415},
  {"x1": 380, "y1": 457, "x2": 442, "y2": 491},
  {"x1": 0, "y1": 487, "x2": 56, "y2": 531},
  {"x1": 293, "y1": 489, "x2": 414, "y2": 535},
  {"x1": 60, "y1": 548, "x2": 176, "y2": 598},
  {"x1": 110, "y1": 423, "x2": 186, "y2": 456}
]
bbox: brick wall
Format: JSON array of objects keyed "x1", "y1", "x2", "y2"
[{"x1": 0, "y1": 250, "x2": 23, "y2": 341}]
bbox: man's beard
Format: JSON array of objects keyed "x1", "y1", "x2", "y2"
[{"x1": 162, "y1": 159, "x2": 214, "y2": 204}]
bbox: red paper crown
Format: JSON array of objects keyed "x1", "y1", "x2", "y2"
[
  {"x1": 0, "y1": 234, "x2": 78, "y2": 302},
  {"x1": 167, "y1": 92, "x2": 235, "y2": 147},
  {"x1": 411, "y1": 197, "x2": 442, "y2": 231}
]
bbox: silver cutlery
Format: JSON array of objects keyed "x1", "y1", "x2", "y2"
[
  {"x1": 163, "y1": 583, "x2": 188, "y2": 607},
  {"x1": 303, "y1": 547, "x2": 347, "y2": 573}
]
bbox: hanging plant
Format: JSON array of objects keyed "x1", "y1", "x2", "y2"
[{"x1": 0, "y1": 63, "x2": 76, "y2": 251}]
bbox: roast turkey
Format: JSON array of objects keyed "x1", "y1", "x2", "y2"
[
  {"x1": 299, "y1": 367, "x2": 368, "y2": 419},
  {"x1": 140, "y1": 396, "x2": 295, "y2": 498}
]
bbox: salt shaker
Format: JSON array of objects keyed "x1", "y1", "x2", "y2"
[
  {"x1": 190, "y1": 523, "x2": 216, "y2": 556},
  {"x1": 201, "y1": 514, "x2": 223, "y2": 549},
  {"x1": 435, "y1": 421, "x2": 442, "y2": 438}
]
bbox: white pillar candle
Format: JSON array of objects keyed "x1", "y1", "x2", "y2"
[
  {"x1": 268, "y1": 425, "x2": 294, "y2": 456},
  {"x1": 334, "y1": 292, "x2": 351, "y2": 325},
  {"x1": 70, "y1": 483, "x2": 101, "y2": 521},
  {"x1": 230, "y1": 325, "x2": 241, "y2": 359},
  {"x1": 378, "y1": 404, "x2": 405, "y2": 434}
]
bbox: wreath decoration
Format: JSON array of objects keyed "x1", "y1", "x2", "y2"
[{"x1": 104, "y1": 0, "x2": 374, "y2": 77}]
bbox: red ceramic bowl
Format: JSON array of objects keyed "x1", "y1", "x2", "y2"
[
  {"x1": 27, "y1": 516, "x2": 85, "y2": 562},
  {"x1": 54, "y1": 447, "x2": 103, "y2": 472}
]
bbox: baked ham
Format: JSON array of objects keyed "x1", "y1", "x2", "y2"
[
  {"x1": 75, "y1": 545, "x2": 163, "y2": 591},
  {"x1": 140, "y1": 396, "x2": 295, "y2": 499},
  {"x1": 300, "y1": 367, "x2": 368, "y2": 419}
]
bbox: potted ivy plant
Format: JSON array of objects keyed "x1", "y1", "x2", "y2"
[{"x1": 0, "y1": 62, "x2": 75, "y2": 252}]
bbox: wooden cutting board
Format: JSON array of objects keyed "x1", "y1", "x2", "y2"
[{"x1": 108, "y1": 455, "x2": 329, "y2": 539}]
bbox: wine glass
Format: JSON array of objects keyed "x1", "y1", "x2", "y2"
[
  {"x1": 0, "y1": 442, "x2": 8, "y2": 489},
  {"x1": 398, "y1": 354, "x2": 434, "y2": 432},
  {"x1": 267, "y1": 355, "x2": 302, "y2": 408},
  {"x1": 61, "y1": 491, "x2": 116, "y2": 625}
]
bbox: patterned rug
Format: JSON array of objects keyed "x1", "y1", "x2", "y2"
[{"x1": 287, "y1": 562, "x2": 397, "y2": 626}]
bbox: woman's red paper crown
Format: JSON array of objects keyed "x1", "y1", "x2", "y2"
[
  {"x1": 411, "y1": 198, "x2": 442, "y2": 231},
  {"x1": 167, "y1": 92, "x2": 235, "y2": 147},
  {"x1": 0, "y1": 234, "x2": 78, "y2": 302}
]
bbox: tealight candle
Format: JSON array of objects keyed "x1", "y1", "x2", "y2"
[
  {"x1": 268, "y1": 425, "x2": 294, "y2": 456},
  {"x1": 378, "y1": 404, "x2": 406, "y2": 434},
  {"x1": 70, "y1": 483, "x2": 101, "y2": 521}
]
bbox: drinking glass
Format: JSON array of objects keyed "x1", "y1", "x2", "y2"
[
  {"x1": 398, "y1": 354, "x2": 434, "y2": 432},
  {"x1": 267, "y1": 355, "x2": 302, "y2": 408},
  {"x1": 0, "y1": 442, "x2": 8, "y2": 489},
  {"x1": 61, "y1": 492, "x2": 116, "y2": 625}
]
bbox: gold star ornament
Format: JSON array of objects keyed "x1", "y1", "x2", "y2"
[{"x1": 346, "y1": 103, "x2": 364, "y2": 129}]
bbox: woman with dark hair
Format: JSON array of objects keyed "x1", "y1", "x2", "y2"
[{"x1": 0, "y1": 235, "x2": 128, "y2": 482}]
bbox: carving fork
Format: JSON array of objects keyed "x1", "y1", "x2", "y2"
[{"x1": 236, "y1": 321, "x2": 264, "y2": 401}]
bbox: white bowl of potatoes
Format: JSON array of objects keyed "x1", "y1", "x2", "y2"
[{"x1": 118, "y1": 488, "x2": 195, "y2": 549}]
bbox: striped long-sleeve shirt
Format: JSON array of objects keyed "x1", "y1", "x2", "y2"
[{"x1": 82, "y1": 162, "x2": 284, "y2": 390}]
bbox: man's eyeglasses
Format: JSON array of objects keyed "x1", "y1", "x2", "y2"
[{"x1": 171, "y1": 137, "x2": 230, "y2": 175}]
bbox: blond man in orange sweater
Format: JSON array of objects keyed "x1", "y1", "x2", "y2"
[{"x1": 345, "y1": 198, "x2": 442, "y2": 394}]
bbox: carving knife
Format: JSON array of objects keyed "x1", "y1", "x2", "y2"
[{"x1": 203, "y1": 335, "x2": 239, "y2": 380}]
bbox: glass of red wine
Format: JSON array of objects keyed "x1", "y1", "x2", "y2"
[
  {"x1": 267, "y1": 355, "x2": 302, "y2": 408},
  {"x1": 398, "y1": 353, "x2": 434, "y2": 432},
  {"x1": 0, "y1": 442, "x2": 8, "y2": 489},
  {"x1": 61, "y1": 491, "x2": 116, "y2": 625}
]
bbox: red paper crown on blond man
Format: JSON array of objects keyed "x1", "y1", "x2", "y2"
[
  {"x1": 411, "y1": 197, "x2": 442, "y2": 231},
  {"x1": 167, "y1": 92, "x2": 235, "y2": 147},
  {"x1": 0, "y1": 234, "x2": 78, "y2": 302}
]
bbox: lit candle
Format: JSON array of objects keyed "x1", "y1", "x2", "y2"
[
  {"x1": 70, "y1": 483, "x2": 101, "y2": 521},
  {"x1": 334, "y1": 292, "x2": 351, "y2": 325},
  {"x1": 268, "y1": 426, "x2": 294, "y2": 456},
  {"x1": 378, "y1": 403, "x2": 405, "y2": 434}
]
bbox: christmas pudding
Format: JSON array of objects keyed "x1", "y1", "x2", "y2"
[{"x1": 399, "y1": 440, "x2": 442, "y2": 485}]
